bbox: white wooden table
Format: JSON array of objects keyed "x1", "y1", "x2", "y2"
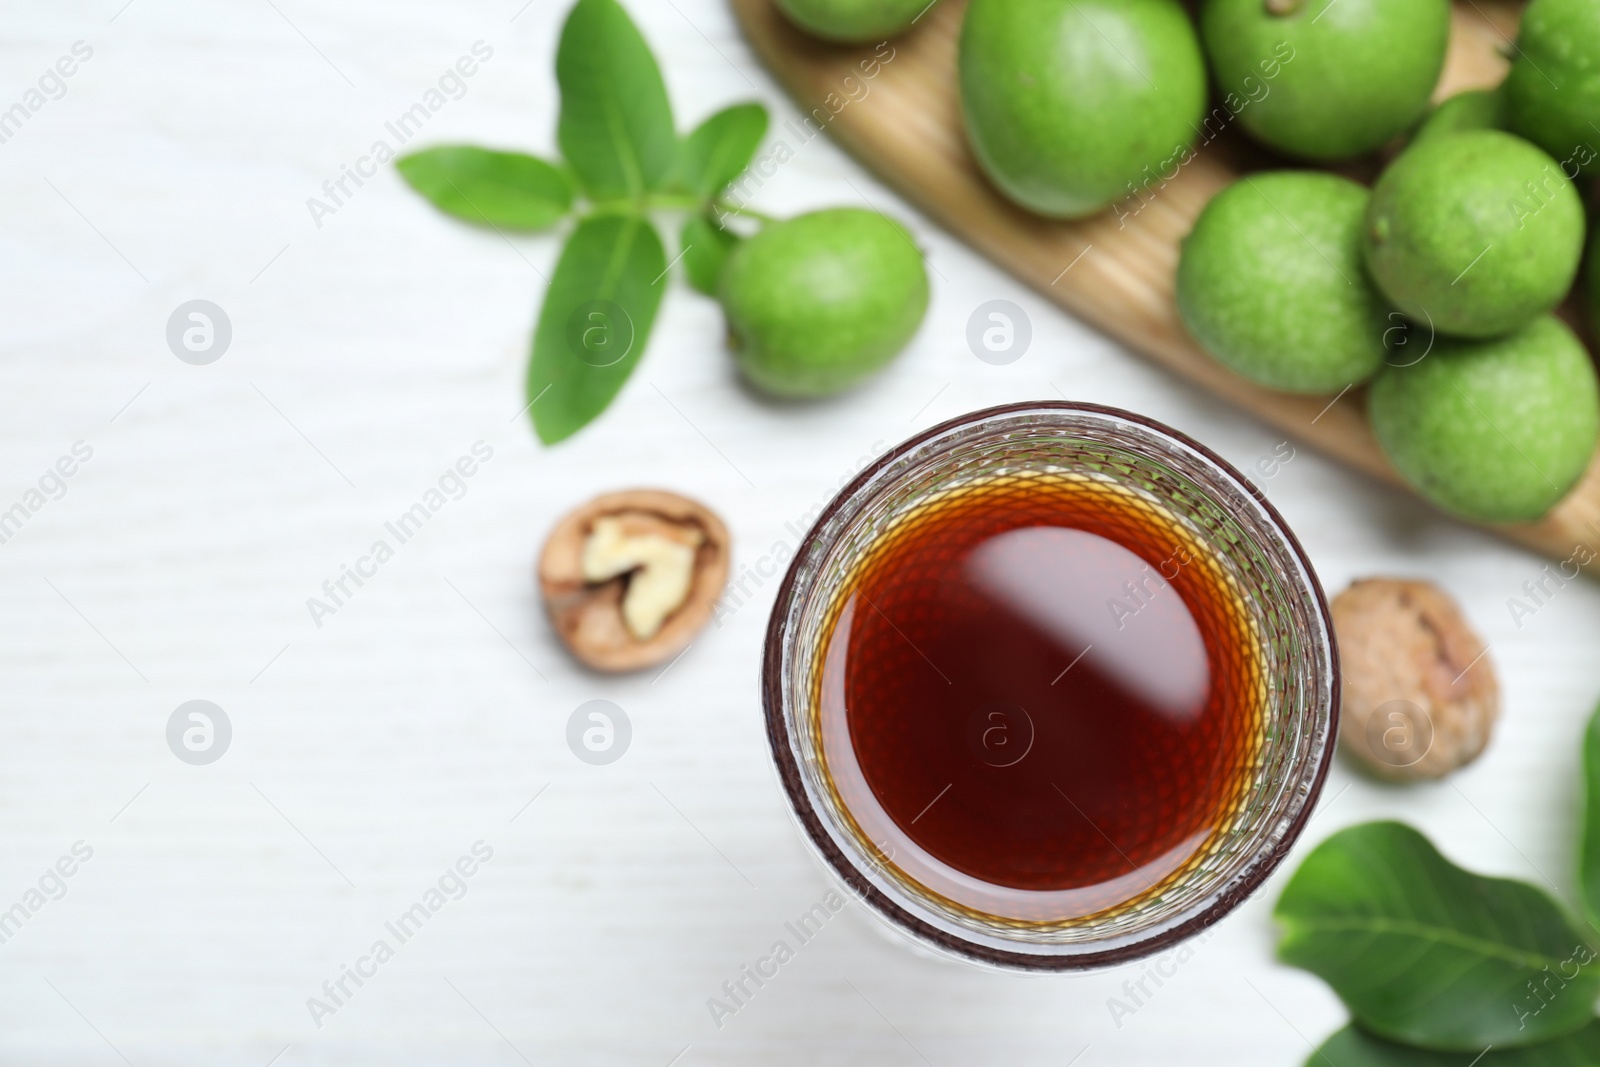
[{"x1": 3, "y1": 2, "x2": 1597, "y2": 1063}]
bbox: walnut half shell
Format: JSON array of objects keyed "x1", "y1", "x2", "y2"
[
  {"x1": 1331, "y1": 577, "x2": 1499, "y2": 781},
  {"x1": 539, "y1": 490, "x2": 730, "y2": 672}
]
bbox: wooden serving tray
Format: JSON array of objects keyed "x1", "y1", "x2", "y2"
[{"x1": 730, "y1": 0, "x2": 1600, "y2": 575}]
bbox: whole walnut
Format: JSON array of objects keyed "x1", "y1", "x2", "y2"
[{"x1": 1331, "y1": 577, "x2": 1499, "y2": 781}]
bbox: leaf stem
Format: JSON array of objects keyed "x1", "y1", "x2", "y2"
[
  {"x1": 582, "y1": 194, "x2": 779, "y2": 227},
  {"x1": 711, "y1": 199, "x2": 778, "y2": 225},
  {"x1": 586, "y1": 194, "x2": 695, "y2": 214}
]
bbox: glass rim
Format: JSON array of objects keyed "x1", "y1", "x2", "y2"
[{"x1": 760, "y1": 400, "x2": 1340, "y2": 971}]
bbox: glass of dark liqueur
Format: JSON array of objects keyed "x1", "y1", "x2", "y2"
[{"x1": 762, "y1": 402, "x2": 1338, "y2": 970}]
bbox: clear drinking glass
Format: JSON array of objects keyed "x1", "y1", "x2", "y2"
[{"x1": 761, "y1": 401, "x2": 1338, "y2": 970}]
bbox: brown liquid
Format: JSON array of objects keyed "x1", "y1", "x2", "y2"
[{"x1": 815, "y1": 473, "x2": 1263, "y2": 922}]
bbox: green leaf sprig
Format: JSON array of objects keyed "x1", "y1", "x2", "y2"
[
  {"x1": 1279, "y1": 701, "x2": 1600, "y2": 1065},
  {"x1": 395, "y1": 0, "x2": 770, "y2": 444}
]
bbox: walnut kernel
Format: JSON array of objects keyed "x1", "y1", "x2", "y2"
[{"x1": 539, "y1": 490, "x2": 730, "y2": 672}]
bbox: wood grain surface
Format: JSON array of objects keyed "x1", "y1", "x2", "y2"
[{"x1": 729, "y1": 0, "x2": 1600, "y2": 574}]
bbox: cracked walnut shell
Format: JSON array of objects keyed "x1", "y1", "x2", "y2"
[
  {"x1": 539, "y1": 490, "x2": 730, "y2": 672},
  {"x1": 1331, "y1": 577, "x2": 1499, "y2": 781}
]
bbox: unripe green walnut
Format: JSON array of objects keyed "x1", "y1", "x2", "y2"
[
  {"x1": 1368, "y1": 317, "x2": 1599, "y2": 523},
  {"x1": 775, "y1": 0, "x2": 935, "y2": 43},
  {"x1": 1177, "y1": 172, "x2": 1388, "y2": 394},
  {"x1": 1505, "y1": 0, "x2": 1600, "y2": 177},
  {"x1": 1363, "y1": 131, "x2": 1584, "y2": 339},
  {"x1": 1201, "y1": 0, "x2": 1450, "y2": 160},
  {"x1": 718, "y1": 208, "x2": 929, "y2": 398},
  {"x1": 959, "y1": 0, "x2": 1206, "y2": 219}
]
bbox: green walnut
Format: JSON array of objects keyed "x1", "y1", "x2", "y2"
[
  {"x1": 1368, "y1": 316, "x2": 1599, "y2": 523},
  {"x1": 775, "y1": 0, "x2": 936, "y2": 43},
  {"x1": 1201, "y1": 0, "x2": 1451, "y2": 160},
  {"x1": 718, "y1": 208, "x2": 929, "y2": 398},
  {"x1": 1410, "y1": 88, "x2": 1507, "y2": 147},
  {"x1": 959, "y1": 0, "x2": 1207, "y2": 218},
  {"x1": 1505, "y1": 0, "x2": 1600, "y2": 177},
  {"x1": 1177, "y1": 172, "x2": 1388, "y2": 393},
  {"x1": 1363, "y1": 130, "x2": 1585, "y2": 338}
]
